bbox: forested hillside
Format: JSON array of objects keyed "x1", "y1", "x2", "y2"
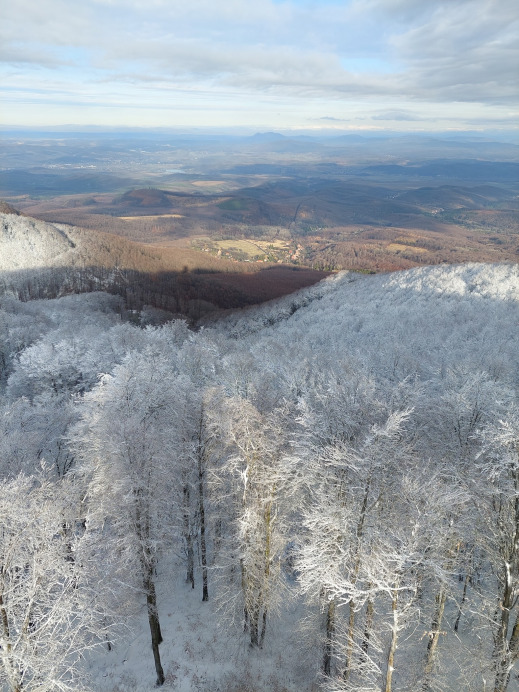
[
  {"x1": 1, "y1": 262, "x2": 519, "y2": 691},
  {"x1": 0, "y1": 210, "x2": 327, "y2": 317}
]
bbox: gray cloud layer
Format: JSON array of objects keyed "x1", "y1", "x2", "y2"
[{"x1": 1, "y1": 0, "x2": 517, "y2": 127}]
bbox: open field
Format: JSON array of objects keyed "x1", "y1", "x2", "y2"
[
  {"x1": 214, "y1": 239, "x2": 265, "y2": 256},
  {"x1": 190, "y1": 237, "x2": 294, "y2": 263},
  {"x1": 119, "y1": 214, "x2": 184, "y2": 221},
  {"x1": 387, "y1": 242, "x2": 429, "y2": 254},
  {"x1": 191, "y1": 180, "x2": 226, "y2": 187}
]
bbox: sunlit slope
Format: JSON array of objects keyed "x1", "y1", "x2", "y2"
[
  {"x1": 209, "y1": 263, "x2": 519, "y2": 375},
  {"x1": 0, "y1": 211, "x2": 240, "y2": 273},
  {"x1": 0, "y1": 213, "x2": 79, "y2": 271}
]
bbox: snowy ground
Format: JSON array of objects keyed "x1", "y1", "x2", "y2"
[{"x1": 87, "y1": 562, "x2": 318, "y2": 692}]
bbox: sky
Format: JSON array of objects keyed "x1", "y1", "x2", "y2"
[{"x1": 1, "y1": 0, "x2": 518, "y2": 134}]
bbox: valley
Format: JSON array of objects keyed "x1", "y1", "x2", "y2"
[{"x1": 2, "y1": 131, "x2": 518, "y2": 275}]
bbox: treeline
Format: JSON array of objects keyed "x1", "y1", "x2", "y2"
[
  {"x1": 1, "y1": 264, "x2": 252, "y2": 317},
  {"x1": 1, "y1": 263, "x2": 329, "y2": 322}
]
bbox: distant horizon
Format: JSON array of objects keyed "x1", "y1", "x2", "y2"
[{"x1": 1, "y1": 125, "x2": 518, "y2": 144}]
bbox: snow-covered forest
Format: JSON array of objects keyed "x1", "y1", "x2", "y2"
[{"x1": 2, "y1": 261, "x2": 519, "y2": 691}]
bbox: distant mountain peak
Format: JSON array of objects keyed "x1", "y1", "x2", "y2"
[{"x1": 250, "y1": 132, "x2": 286, "y2": 140}]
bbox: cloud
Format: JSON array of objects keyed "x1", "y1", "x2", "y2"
[
  {"x1": 371, "y1": 109, "x2": 424, "y2": 121},
  {"x1": 0, "y1": 0, "x2": 517, "y2": 128},
  {"x1": 391, "y1": 0, "x2": 519, "y2": 104},
  {"x1": 0, "y1": 44, "x2": 67, "y2": 68},
  {"x1": 319, "y1": 116, "x2": 349, "y2": 122}
]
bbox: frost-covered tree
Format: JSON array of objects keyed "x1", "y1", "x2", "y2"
[
  {"x1": 74, "y1": 348, "x2": 192, "y2": 686},
  {"x1": 296, "y1": 410, "x2": 412, "y2": 684},
  {"x1": 0, "y1": 394, "x2": 77, "y2": 479},
  {"x1": 175, "y1": 335, "x2": 220, "y2": 600},
  {"x1": 0, "y1": 468, "x2": 118, "y2": 692},
  {"x1": 209, "y1": 392, "x2": 289, "y2": 647},
  {"x1": 0, "y1": 259, "x2": 518, "y2": 690},
  {"x1": 476, "y1": 413, "x2": 519, "y2": 692}
]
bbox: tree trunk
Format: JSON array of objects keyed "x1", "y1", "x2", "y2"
[
  {"x1": 198, "y1": 432, "x2": 209, "y2": 602},
  {"x1": 385, "y1": 588, "x2": 399, "y2": 692},
  {"x1": 344, "y1": 473, "x2": 372, "y2": 679},
  {"x1": 423, "y1": 587, "x2": 446, "y2": 691},
  {"x1": 493, "y1": 479, "x2": 519, "y2": 692},
  {"x1": 361, "y1": 594, "x2": 374, "y2": 661},
  {"x1": 144, "y1": 566, "x2": 165, "y2": 686},
  {"x1": 493, "y1": 563, "x2": 513, "y2": 692},
  {"x1": 258, "y1": 495, "x2": 273, "y2": 648},
  {"x1": 343, "y1": 600, "x2": 356, "y2": 683},
  {"x1": 0, "y1": 593, "x2": 16, "y2": 692},
  {"x1": 259, "y1": 606, "x2": 268, "y2": 648},
  {"x1": 454, "y1": 573, "x2": 469, "y2": 632},
  {"x1": 183, "y1": 484, "x2": 195, "y2": 589},
  {"x1": 249, "y1": 594, "x2": 260, "y2": 647},
  {"x1": 508, "y1": 614, "x2": 519, "y2": 664},
  {"x1": 323, "y1": 597, "x2": 336, "y2": 677},
  {"x1": 240, "y1": 557, "x2": 249, "y2": 632}
]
